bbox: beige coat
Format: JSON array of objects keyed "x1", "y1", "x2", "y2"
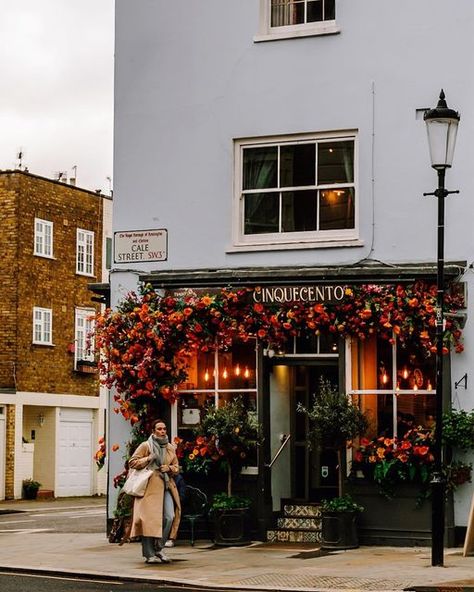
[{"x1": 129, "y1": 441, "x2": 181, "y2": 539}]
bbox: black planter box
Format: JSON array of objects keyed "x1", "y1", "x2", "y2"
[
  {"x1": 211, "y1": 507, "x2": 251, "y2": 546},
  {"x1": 348, "y1": 479, "x2": 454, "y2": 547},
  {"x1": 321, "y1": 511, "x2": 359, "y2": 550}
]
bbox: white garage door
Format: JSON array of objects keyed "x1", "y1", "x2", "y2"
[{"x1": 57, "y1": 408, "x2": 93, "y2": 497}]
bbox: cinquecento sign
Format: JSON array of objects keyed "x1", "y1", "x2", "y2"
[
  {"x1": 114, "y1": 229, "x2": 168, "y2": 263},
  {"x1": 252, "y1": 285, "x2": 346, "y2": 304}
]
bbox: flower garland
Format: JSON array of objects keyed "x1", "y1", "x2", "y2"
[{"x1": 94, "y1": 281, "x2": 464, "y2": 429}]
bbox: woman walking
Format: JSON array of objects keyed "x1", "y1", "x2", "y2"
[{"x1": 129, "y1": 419, "x2": 181, "y2": 563}]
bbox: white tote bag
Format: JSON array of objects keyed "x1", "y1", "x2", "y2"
[{"x1": 122, "y1": 467, "x2": 153, "y2": 497}]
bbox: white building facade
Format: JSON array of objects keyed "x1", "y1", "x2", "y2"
[{"x1": 111, "y1": 0, "x2": 474, "y2": 544}]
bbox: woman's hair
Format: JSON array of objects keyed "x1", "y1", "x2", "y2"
[{"x1": 152, "y1": 418, "x2": 167, "y2": 430}]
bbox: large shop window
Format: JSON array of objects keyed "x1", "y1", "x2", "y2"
[
  {"x1": 177, "y1": 340, "x2": 258, "y2": 469},
  {"x1": 234, "y1": 133, "x2": 357, "y2": 248},
  {"x1": 348, "y1": 336, "x2": 436, "y2": 440},
  {"x1": 256, "y1": 0, "x2": 339, "y2": 41}
]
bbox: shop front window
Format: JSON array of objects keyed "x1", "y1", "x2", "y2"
[
  {"x1": 349, "y1": 335, "x2": 436, "y2": 440},
  {"x1": 176, "y1": 339, "x2": 258, "y2": 468}
]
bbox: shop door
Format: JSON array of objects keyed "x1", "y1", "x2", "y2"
[{"x1": 291, "y1": 363, "x2": 339, "y2": 502}]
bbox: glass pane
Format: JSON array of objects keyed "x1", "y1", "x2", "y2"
[
  {"x1": 244, "y1": 192, "x2": 279, "y2": 235},
  {"x1": 177, "y1": 392, "x2": 215, "y2": 432},
  {"x1": 376, "y1": 337, "x2": 393, "y2": 390},
  {"x1": 396, "y1": 347, "x2": 436, "y2": 392},
  {"x1": 183, "y1": 352, "x2": 216, "y2": 390},
  {"x1": 319, "y1": 332, "x2": 338, "y2": 353},
  {"x1": 318, "y1": 140, "x2": 354, "y2": 184},
  {"x1": 217, "y1": 392, "x2": 258, "y2": 466},
  {"x1": 354, "y1": 393, "x2": 395, "y2": 440},
  {"x1": 295, "y1": 332, "x2": 318, "y2": 353},
  {"x1": 396, "y1": 394, "x2": 436, "y2": 438},
  {"x1": 307, "y1": 0, "x2": 322, "y2": 22},
  {"x1": 324, "y1": 0, "x2": 335, "y2": 20},
  {"x1": 319, "y1": 187, "x2": 355, "y2": 230},
  {"x1": 217, "y1": 341, "x2": 257, "y2": 390},
  {"x1": 271, "y1": 0, "x2": 305, "y2": 26},
  {"x1": 243, "y1": 147, "x2": 277, "y2": 190},
  {"x1": 282, "y1": 190, "x2": 317, "y2": 232},
  {"x1": 280, "y1": 143, "x2": 315, "y2": 187}
]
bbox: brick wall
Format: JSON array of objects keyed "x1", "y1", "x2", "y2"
[
  {"x1": 0, "y1": 171, "x2": 105, "y2": 397},
  {"x1": 0, "y1": 175, "x2": 19, "y2": 389},
  {"x1": 5, "y1": 404, "x2": 15, "y2": 499}
]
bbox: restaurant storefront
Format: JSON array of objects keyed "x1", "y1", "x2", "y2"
[{"x1": 97, "y1": 262, "x2": 466, "y2": 544}]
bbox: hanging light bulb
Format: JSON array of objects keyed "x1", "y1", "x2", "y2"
[
  {"x1": 222, "y1": 367, "x2": 228, "y2": 380},
  {"x1": 204, "y1": 368, "x2": 210, "y2": 383},
  {"x1": 382, "y1": 368, "x2": 389, "y2": 385},
  {"x1": 396, "y1": 381, "x2": 400, "y2": 392},
  {"x1": 402, "y1": 366, "x2": 409, "y2": 380},
  {"x1": 244, "y1": 366, "x2": 250, "y2": 379},
  {"x1": 427, "y1": 380, "x2": 433, "y2": 391},
  {"x1": 331, "y1": 343, "x2": 338, "y2": 352},
  {"x1": 235, "y1": 363, "x2": 241, "y2": 377},
  {"x1": 413, "y1": 383, "x2": 418, "y2": 392}
]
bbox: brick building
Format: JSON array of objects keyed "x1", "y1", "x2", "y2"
[{"x1": 0, "y1": 170, "x2": 112, "y2": 499}]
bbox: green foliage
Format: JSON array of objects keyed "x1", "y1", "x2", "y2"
[
  {"x1": 442, "y1": 409, "x2": 474, "y2": 451},
  {"x1": 114, "y1": 492, "x2": 133, "y2": 518},
  {"x1": 22, "y1": 478, "x2": 41, "y2": 491},
  {"x1": 199, "y1": 398, "x2": 261, "y2": 473},
  {"x1": 320, "y1": 494, "x2": 364, "y2": 514},
  {"x1": 444, "y1": 460, "x2": 472, "y2": 493},
  {"x1": 211, "y1": 492, "x2": 251, "y2": 510},
  {"x1": 298, "y1": 378, "x2": 368, "y2": 450}
]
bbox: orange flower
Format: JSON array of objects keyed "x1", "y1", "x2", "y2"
[
  {"x1": 376, "y1": 447, "x2": 385, "y2": 459},
  {"x1": 112, "y1": 444, "x2": 120, "y2": 452},
  {"x1": 201, "y1": 296, "x2": 213, "y2": 306}
]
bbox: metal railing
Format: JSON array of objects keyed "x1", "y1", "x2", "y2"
[{"x1": 266, "y1": 433, "x2": 291, "y2": 468}]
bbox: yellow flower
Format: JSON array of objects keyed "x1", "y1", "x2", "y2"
[{"x1": 188, "y1": 453, "x2": 195, "y2": 460}]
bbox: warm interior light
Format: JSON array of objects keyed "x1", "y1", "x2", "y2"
[
  {"x1": 413, "y1": 384, "x2": 418, "y2": 392},
  {"x1": 331, "y1": 343, "x2": 338, "y2": 352},
  {"x1": 204, "y1": 368, "x2": 210, "y2": 382},
  {"x1": 244, "y1": 366, "x2": 250, "y2": 379},
  {"x1": 396, "y1": 381, "x2": 400, "y2": 391},
  {"x1": 402, "y1": 366, "x2": 409, "y2": 380},
  {"x1": 427, "y1": 380, "x2": 432, "y2": 391},
  {"x1": 222, "y1": 367, "x2": 228, "y2": 380},
  {"x1": 234, "y1": 363, "x2": 241, "y2": 376},
  {"x1": 382, "y1": 369, "x2": 389, "y2": 385}
]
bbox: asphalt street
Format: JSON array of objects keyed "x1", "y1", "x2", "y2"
[
  {"x1": 0, "y1": 502, "x2": 106, "y2": 535},
  {"x1": 0, "y1": 573, "x2": 208, "y2": 592}
]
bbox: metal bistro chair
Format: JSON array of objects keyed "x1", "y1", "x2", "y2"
[{"x1": 181, "y1": 485, "x2": 208, "y2": 546}]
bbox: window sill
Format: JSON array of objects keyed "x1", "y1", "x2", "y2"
[
  {"x1": 32, "y1": 342, "x2": 55, "y2": 347},
  {"x1": 34, "y1": 254, "x2": 56, "y2": 260},
  {"x1": 227, "y1": 238, "x2": 364, "y2": 253},
  {"x1": 254, "y1": 24, "x2": 340, "y2": 43},
  {"x1": 76, "y1": 272, "x2": 96, "y2": 278}
]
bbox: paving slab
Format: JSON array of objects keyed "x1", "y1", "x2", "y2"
[{"x1": 0, "y1": 497, "x2": 473, "y2": 591}]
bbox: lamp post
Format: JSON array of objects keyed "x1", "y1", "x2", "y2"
[{"x1": 423, "y1": 90, "x2": 460, "y2": 567}]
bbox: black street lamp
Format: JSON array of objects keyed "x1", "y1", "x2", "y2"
[{"x1": 423, "y1": 90, "x2": 460, "y2": 567}]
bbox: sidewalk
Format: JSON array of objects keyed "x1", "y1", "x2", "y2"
[{"x1": 0, "y1": 497, "x2": 473, "y2": 591}]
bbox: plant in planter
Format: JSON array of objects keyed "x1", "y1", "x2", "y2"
[
  {"x1": 320, "y1": 494, "x2": 364, "y2": 549},
  {"x1": 187, "y1": 398, "x2": 261, "y2": 545},
  {"x1": 297, "y1": 379, "x2": 367, "y2": 549},
  {"x1": 298, "y1": 377, "x2": 368, "y2": 495},
  {"x1": 22, "y1": 478, "x2": 41, "y2": 500}
]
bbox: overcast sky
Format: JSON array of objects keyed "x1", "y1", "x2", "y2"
[{"x1": 0, "y1": 0, "x2": 114, "y2": 193}]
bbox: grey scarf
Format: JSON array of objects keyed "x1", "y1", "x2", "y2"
[{"x1": 147, "y1": 435, "x2": 170, "y2": 489}]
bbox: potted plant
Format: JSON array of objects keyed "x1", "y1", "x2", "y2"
[
  {"x1": 298, "y1": 377, "x2": 368, "y2": 495},
  {"x1": 178, "y1": 398, "x2": 261, "y2": 545},
  {"x1": 320, "y1": 494, "x2": 364, "y2": 550},
  {"x1": 22, "y1": 478, "x2": 41, "y2": 500}
]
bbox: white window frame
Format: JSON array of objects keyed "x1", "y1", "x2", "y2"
[
  {"x1": 74, "y1": 308, "x2": 95, "y2": 368},
  {"x1": 255, "y1": 0, "x2": 340, "y2": 42},
  {"x1": 232, "y1": 131, "x2": 359, "y2": 251},
  {"x1": 33, "y1": 307, "x2": 53, "y2": 345},
  {"x1": 76, "y1": 228, "x2": 95, "y2": 276},
  {"x1": 34, "y1": 218, "x2": 53, "y2": 258}
]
